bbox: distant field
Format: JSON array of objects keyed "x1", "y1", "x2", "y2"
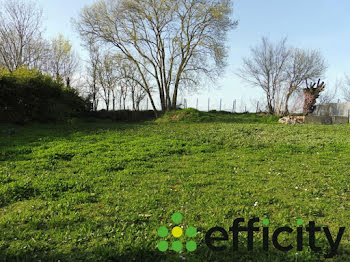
[{"x1": 1, "y1": 112, "x2": 350, "y2": 261}]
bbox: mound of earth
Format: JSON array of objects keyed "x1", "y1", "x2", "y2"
[{"x1": 156, "y1": 108, "x2": 208, "y2": 123}]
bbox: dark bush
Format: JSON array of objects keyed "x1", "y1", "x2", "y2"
[
  {"x1": 85, "y1": 110, "x2": 157, "y2": 122},
  {"x1": 0, "y1": 67, "x2": 89, "y2": 123}
]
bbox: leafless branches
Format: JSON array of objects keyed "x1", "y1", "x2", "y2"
[
  {"x1": 238, "y1": 37, "x2": 290, "y2": 114},
  {"x1": 343, "y1": 75, "x2": 350, "y2": 102},
  {"x1": 49, "y1": 34, "x2": 79, "y2": 87},
  {"x1": 318, "y1": 78, "x2": 340, "y2": 104},
  {"x1": 284, "y1": 48, "x2": 326, "y2": 114},
  {"x1": 0, "y1": 0, "x2": 48, "y2": 71},
  {"x1": 74, "y1": 0, "x2": 238, "y2": 114},
  {"x1": 83, "y1": 39, "x2": 147, "y2": 111},
  {"x1": 238, "y1": 37, "x2": 327, "y2": 115}
]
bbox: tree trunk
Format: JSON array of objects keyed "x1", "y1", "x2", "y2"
[
  {"x1": 303, "y1": 79, "x2": 325, "y2": 115},
  {"x1": 119, "y1": 95, "x2": 122, "y2": 110},
  {"x1": 266, "y1": 93, "x2": 274, "y2": 114},
  {"x1": 66, "y1": 77, "x2": 70, "y2": 88},
  {"x1": 158, "y1": 83, "x2": 166, "y2": 112},
  {"x1": 171, "y1": 81, "x2": 180, "y2": 110},
  {"x1": 284, "y1": 92, "x2": 291, "y2": 116},
  {"x1": 131, "y1": 89, "x2": 136, "y2": 111},
  {"x1": 112, "y1": 93, "x2": 115, "y2": 111},
  {"x1": 145, "y1": 92, "x2": 158, "y2": 117},
  {"x1": 92, "y1": 94, "x2": 96, "y2": 111}
]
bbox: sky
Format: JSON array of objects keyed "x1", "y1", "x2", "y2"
[{"x1": 36, "y1": 0, "x2": 350, "y2": 111}]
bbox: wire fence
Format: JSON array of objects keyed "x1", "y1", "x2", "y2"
[{"x1": 143, "y1": 98, "x2": 263, "y2": 113}]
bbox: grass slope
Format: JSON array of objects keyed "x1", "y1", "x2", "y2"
[{"x1": 0, "y1": 113, "x2": 350, "y2": 261}]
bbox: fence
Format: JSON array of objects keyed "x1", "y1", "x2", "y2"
[{"x1": 144, "y1": 98, "x2": 260, "y2": 113}]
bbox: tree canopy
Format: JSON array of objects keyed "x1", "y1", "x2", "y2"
[{"x1": 75, "y1": 0, "x2": 238, "y2": 114}]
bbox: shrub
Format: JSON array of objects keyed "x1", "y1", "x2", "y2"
[
  {"x1": 85, "y1": 110, "x2": 156, "y2": 122},
  {"x1": 0, "y1": 67, "x2": 89, "y2": 123}
]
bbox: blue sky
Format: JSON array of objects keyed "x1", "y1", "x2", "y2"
[{"x1": 37, "y1": 0, "x2": 350, "y2": 111}]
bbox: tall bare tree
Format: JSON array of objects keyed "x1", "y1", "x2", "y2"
[
  {"x1": 116, "y1": 58, "x2": 147, "y2": 111},
  {"x1": 119, "y1": 79, "x2": 129, "y2": 110},
  {"x1": 238, "y1": 37, "x2": 328, "y2": 115},
  {"x1": 74, "y1": 0, "x2": 237, "y2": 115},
  {"x1": 85, "y1": 39, "x2": 101, "y2": 111},
  {"x1": 318, "y1": 78, "x2": 340, "y2": 104},
  {"x1": 97, "y1": 52, "x2": 119, "y2": 111},
  {"x1": 343, "y1": 75, "x2": 350, "y2": 102},
  {"x1": 0, "y1": 0, "x2": 48, "y2": 71},
  {"x1": 130, "y1": 79, "x2": 147, "y2": 111},
  {"x1": 238, "y1": 37, "x2": 290, "y2": 114},
  {"x1": 284, "y1": 48, "x2": 326, "y2": 114},
  {"x1": 49, "y1": 34, "x2": 79, "y2": 87}
]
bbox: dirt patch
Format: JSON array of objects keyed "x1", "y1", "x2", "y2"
[{"x1": 278, "y1": 116, "x2": 305, "y2": 124}]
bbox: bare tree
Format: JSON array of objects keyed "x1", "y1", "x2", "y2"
[
  {"x1": 97, "y1": 52, "x2": 119, "y2": 111},
  {"x1": 116, "y1": 58, "x2": 147, "y2": 111},
  {"x1": 119, "y1": 80, "x2": 128, "y2": 110},
  {"x1": 238, "y1": 37, "x2": 290, "y2": 114},
  {"x1": 74, "y1": 0, "x2": 237, "y2": 115},
  {"x1": 318, "y1": 78, "x2": 340, "y2": 104},
  {"x1": 85, "y1": 39, "x2": 101, "y2": 111},
  {"x1": 238, "y1": 37, "x2": 328, "y2": 115},
  {"x1": 130, "y1": 81, "x2": 147, "y2": 111},
  {"x1": 284, "y1": 48, "x2": 326, "y2": 114},
  {"x1": 0, "y1": 0, "x2": 48, "y2": 71},
  {"x1": 343, "y1": 75, "x2": 350, "y2": 102},
  {"x1": 288, "y1": 88, "x2": 304, "y2": 113},
  {"x1": 49, "y1": 34, "x2": 79, "y2": 87}
]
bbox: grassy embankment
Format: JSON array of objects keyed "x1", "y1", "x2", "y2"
[{"x1": 1, "y1": 109, "x2": 350, "y2": 261}]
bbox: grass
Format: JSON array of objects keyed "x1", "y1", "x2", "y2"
[
  {"x1": 156, "y1": 108, "x2": 279, "y2": 123},
  {"x1": 1, "y1": 111, "x2": 350, "y2": 261}
]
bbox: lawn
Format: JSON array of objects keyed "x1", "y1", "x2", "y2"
[{"x1": 1, "y1": 112, "x2": 350, "y2": 261}]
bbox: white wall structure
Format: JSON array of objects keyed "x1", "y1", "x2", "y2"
[
  {"x1": 313, "y1": 102, "x2": 350, "y2": 117},
  {"x1": 308, "y1": 102, "x2": 350, "y2": 124}
]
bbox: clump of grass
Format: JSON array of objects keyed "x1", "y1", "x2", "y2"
[{"x1": 156, "y1": 108, "x2": 204, "y2": 122}]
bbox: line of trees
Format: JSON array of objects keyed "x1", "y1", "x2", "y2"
[
  {"x1": 237, "y1": 37, "x2": 328, "y2": 115},
  {"x1": 74, "y1": 0, "x2": 238, "y2": 116},
  {"x1": 0, "y1": 0, "x2": 88, "y2": 123},
  {"x1": 1, "y1": 0, "x2": 238, "y2": 116},
  {"x1": 0, "y1": 0, "x2": 78, "y2": 86},
  {"x1": 84, "y1": 40, "x2": 147, "y2": 112},
  {"x1": 238, "y1": 37, "x2": 350, "y2": 115},
  {"x1": 1, "y1": 0, "x2": 349, "y2": 117}
]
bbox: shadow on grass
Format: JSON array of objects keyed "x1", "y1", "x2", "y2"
[
  {"x1": 1, "y1": 243, "x2": 346, "y2": 262},
  {"x1": 0, "y1": 119, "x2": 155, "y2": 148}
]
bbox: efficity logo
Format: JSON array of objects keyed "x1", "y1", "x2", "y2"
[
  {"x1": 157, "y1": 212, "x2": 197, "y2": 252},
  {"x1": 205, "y1": 218, "x2": 345, "y2": 259},
  {"x1": 157, "y1": 214, "x2": 346, "y2": 259}
]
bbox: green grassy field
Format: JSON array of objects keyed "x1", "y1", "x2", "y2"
[{"x1": 1, "y1": 111, "x2": 350, "y2": 261}]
